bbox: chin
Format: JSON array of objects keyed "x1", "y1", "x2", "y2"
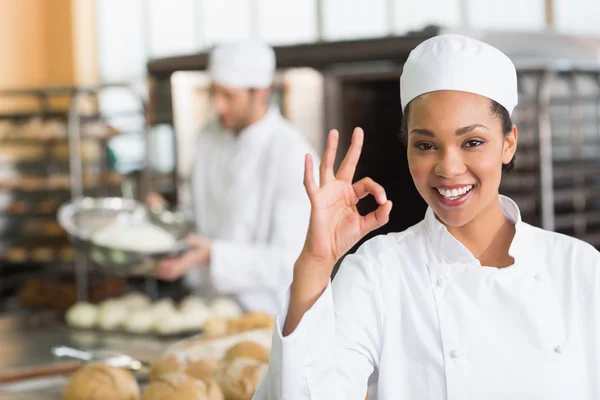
[
  {"x1": 432, "y1": 207, "x2": 475, "y2": 228},
  {"x1": 218, "y1": 118, "x2": 232, "y2": 130}
]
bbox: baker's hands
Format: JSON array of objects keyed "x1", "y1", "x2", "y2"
[
  {"x1": 146, "y1": 193, "x2": 167, "y2": 211},
  {"x1": 156, "y1": 234, "x2": 211, "y2": 281},
  {"x1": 299, "y1": 127, "x2": 392, "y2": 276},
  {"x1": 284, "y1": 127, "x2": 392, "y2": 336}
]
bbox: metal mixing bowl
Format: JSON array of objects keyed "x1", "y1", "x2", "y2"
[{"x1": 57, "y1": 197, "x2": 190, "y2": 275}]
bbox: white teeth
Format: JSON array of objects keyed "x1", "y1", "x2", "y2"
[{"x1": 436, "y1": 185, "x2": 473, "y2": 199}]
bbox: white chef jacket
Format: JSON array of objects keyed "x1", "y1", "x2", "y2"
[
  {"x1": 186, "y1": 107, "x2": 318, "y2": 315},
  {"x1": 254, "y1": 195, "x2": 600, "y2": 399}
]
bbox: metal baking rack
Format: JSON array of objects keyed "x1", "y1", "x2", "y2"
[
  {"x1": 500, "y1": 63, "x2": 600, "y2": 249},
  {"x1": 0, "y1": 83, "x2": 156, "y2": 307}
]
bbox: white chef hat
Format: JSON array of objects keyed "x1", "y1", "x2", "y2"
[
  {"x1": 400, "y1": 34, "x2": 518, "y2": 115},
  {"x1": 208, "y1": 41, "x2": 276, "y2": 89}
]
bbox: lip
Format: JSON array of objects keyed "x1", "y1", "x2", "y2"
[{"x1": 433, "y1": 185, "x2": 474, "y2": 207}]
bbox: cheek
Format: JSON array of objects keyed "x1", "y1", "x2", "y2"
[
  {"x1": 233, "y1": 98, "x2": 250, "y2": 115},
  {"x1": 466, "y1": 149, "x2": 503, "y2": 184},
  {"x1": 407, "y1": 152, "x2": 434, "y2": 187}
]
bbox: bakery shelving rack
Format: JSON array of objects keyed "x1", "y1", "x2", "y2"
[
  {"x1": 0, "y1": 83, "x2": 155, "y2": 309},
  {"x1": 500, "y1": 63, "x2": 600, "y2": 249}
]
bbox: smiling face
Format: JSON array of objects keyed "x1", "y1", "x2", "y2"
[{"x1": 406, "y1": 90, "x2": 518, "y2": 228}]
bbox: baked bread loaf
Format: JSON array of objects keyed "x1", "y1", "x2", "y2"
[
  {"x1": 227, "y1": 312, "x2": 274, "y2": 334},
  {"x1": 214, "y1": 358, "x2": 267, "y2": 400},
  {"x1": 62, "y1": 362, "x2": 140, "y2": 400},
  {"x1": 142, "y1": 372, "x2": 224, "y2": 400},
  {"x1": 202, "y1": 317, "x2": 229, "y2": 337},
  {"x1": 149, "y1": 356, "x2": 185, "y2": 381},
  {"x1": 186, "y1": 358, "x2": 220, "y2": 381},
  {"x1": 149, "y1": 355, "x2": 219, "y2": 382},
  {"x1": 222, "y1": 341, "x2": 269, "y2": 364}
]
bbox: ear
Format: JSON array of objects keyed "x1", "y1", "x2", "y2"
[
  {"x1": 502, "y1": 124, "x2": 518, "y2": 165},
  {"x1": 256, "y1": 88, "x2": 271, "y2": 103}
]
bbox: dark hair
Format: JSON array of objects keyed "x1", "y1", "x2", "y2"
[{"x1": 400, "y1": 99, "x2": 515, "y2": 171}]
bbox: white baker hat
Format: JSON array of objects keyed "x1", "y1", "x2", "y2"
[
  {"x1": 400, "y1": 34, "x2": 518, "y2": 115},
  {"x1": 208, "y1": 41, "x2": 276, "y2": 89}
]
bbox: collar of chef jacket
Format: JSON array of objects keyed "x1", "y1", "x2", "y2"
[{"x1": 423, "y1": 195, "x2": 534, "y2": 270}]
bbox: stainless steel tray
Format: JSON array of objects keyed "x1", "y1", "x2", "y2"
[{"x1": 58, "y1": 197, "x2": 190, "y2": 276}]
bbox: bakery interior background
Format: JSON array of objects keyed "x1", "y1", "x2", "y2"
[{"x1": 0, "y1": 0, "x2": 599, "y2": 398}]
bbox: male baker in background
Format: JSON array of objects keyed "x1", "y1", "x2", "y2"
[{"x1": 149, "y1": 41, "x2": 319, "y2": 315}]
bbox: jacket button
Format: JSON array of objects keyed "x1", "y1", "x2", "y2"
[
  {"x1": 450, "y1": 350, "x2": 462, "y2": 358},
  {"x1": 554, "y1": 345, "x2": 563, "y2": 354},
  {"x1": 437, "y1": 278, "x2": 448, "y2": 288}
]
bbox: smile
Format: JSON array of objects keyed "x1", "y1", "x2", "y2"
[{"x1": 436, "y1": 185, "x2": 473, "y2": 201}]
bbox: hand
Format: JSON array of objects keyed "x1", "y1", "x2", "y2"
[
  {"x1": 300, "y1": 127, "x2": 392, "y2": 272},
  {"x1": 146, "y1": 193, "x2": 167, "y2": 211},
  {"x1": 156, "y1": 235, "x2": 211, "y2": 281},
  {"x1": 283, "y1": 127, "x2": 392, "y2": 336}
]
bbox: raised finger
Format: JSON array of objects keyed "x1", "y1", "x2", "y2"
[
  {"x1": 337, "y1": 127, "x2": 364, "y2": 182},
  {"x1": 320, "y1": 130, "x2": 339, "y2": 186},
  {"x1": 353, "y1": 177, "x2": 387, "y2": 204},
  {"x1": 360, "y1": 200, "x2": 392, "y2": 235},
  {"x1": 303, "y1": 153, "x2": 318, "y2": 197}
]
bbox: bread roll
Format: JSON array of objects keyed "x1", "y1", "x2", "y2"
[
  {"x1": 152, "y1": 298, "x2": 176, "y2": 317},
  {"x1": 153, "y1": 310, "x2": 187, "y2": 335},
  {"x1": 210, "y1": 298, "x2": 242, "y2": 319},
  {"x1": 150, "y1": 356, "x2": 219, "y2": 382},
  {"x1": 202, "y1": 378, "x2": 225, "y2": 400},
  {"x1": 222, "y1": 341, "x2": 269, "y2": 364},
  {"x1": 180, "y1": 296, "x2": 208, "y2": 313},
  {"x1": 186, "y1": 358, "x2": 220, "y2": 381},
  {"x1": 32, "y1": 246, "x2": 54, "y2": 263},
  {"x1": 214, "y1": 358, "x2": 267, "y2": 400},
  {"x1": 5, "y1": 247, "x2": 27, "y2": 262},
  {"x1": 65, "y1": 302, "x2": 98, "y2": 329},
  {"x1": 228, "y1": 312, "x2": 274, "y2": 334},
  {"x1": 142, "y1": 372, "x2": 223, "y2": 400},
  {"x1": 202, "y1": 318, "x2": 229, "y2": 338},
  {"x1": 62, "y1": 362, "x2": 140, "y2": 400},
  {"x1": 120, "y1": 292, "x2": 152, "y2": 311},
  {"x1": 181, "y1": 302, "x2": 212, "y2": 331},
  {"x1": 149, "y1": 356, "x2": 185, "y2": 381},
  {"x1": 123, "y1": 308, "x2": 156, "y2": 334},
  {"x1": 97, "y1": 299, "x2": 128, "y2": 330}
]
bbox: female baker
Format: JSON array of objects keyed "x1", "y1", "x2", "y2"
[{"x1": 254, "y1": 34, "x2": 600, "y2": 399}]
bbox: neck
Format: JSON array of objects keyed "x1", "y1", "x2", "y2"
[
  {"x1": 233, "y1": 105, "x2": 270, "y2": 135},
  {"x1": 446, "y1": 196, "x2": 516, "y2": 268}
]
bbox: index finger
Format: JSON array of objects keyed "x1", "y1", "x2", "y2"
[
  {"x1": 337, "y1": 127, "x2": 364, "y2": 182},
  {"x1": 320, "y1": 130, "x2": 339, "y2": 185}
]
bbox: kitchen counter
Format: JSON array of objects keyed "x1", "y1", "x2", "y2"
[{"x1": 0, "y1": 311, "x2": 175, "y2": 398}]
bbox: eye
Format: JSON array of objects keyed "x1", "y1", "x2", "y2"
[
  {"x1": 415, "y1": 142, "x2": 436, "y2": 151},
  {"x1": 463, "y1": 139, "x2": 484, "y2": 148}
]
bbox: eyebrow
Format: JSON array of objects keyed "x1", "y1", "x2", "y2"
[{"x1": 410, "y1": 124, "x2": 491, "y2": 137}]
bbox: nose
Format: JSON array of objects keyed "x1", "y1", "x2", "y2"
[{"x1": 434, "y1": 149, "x2": 466, "y2": 179}]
